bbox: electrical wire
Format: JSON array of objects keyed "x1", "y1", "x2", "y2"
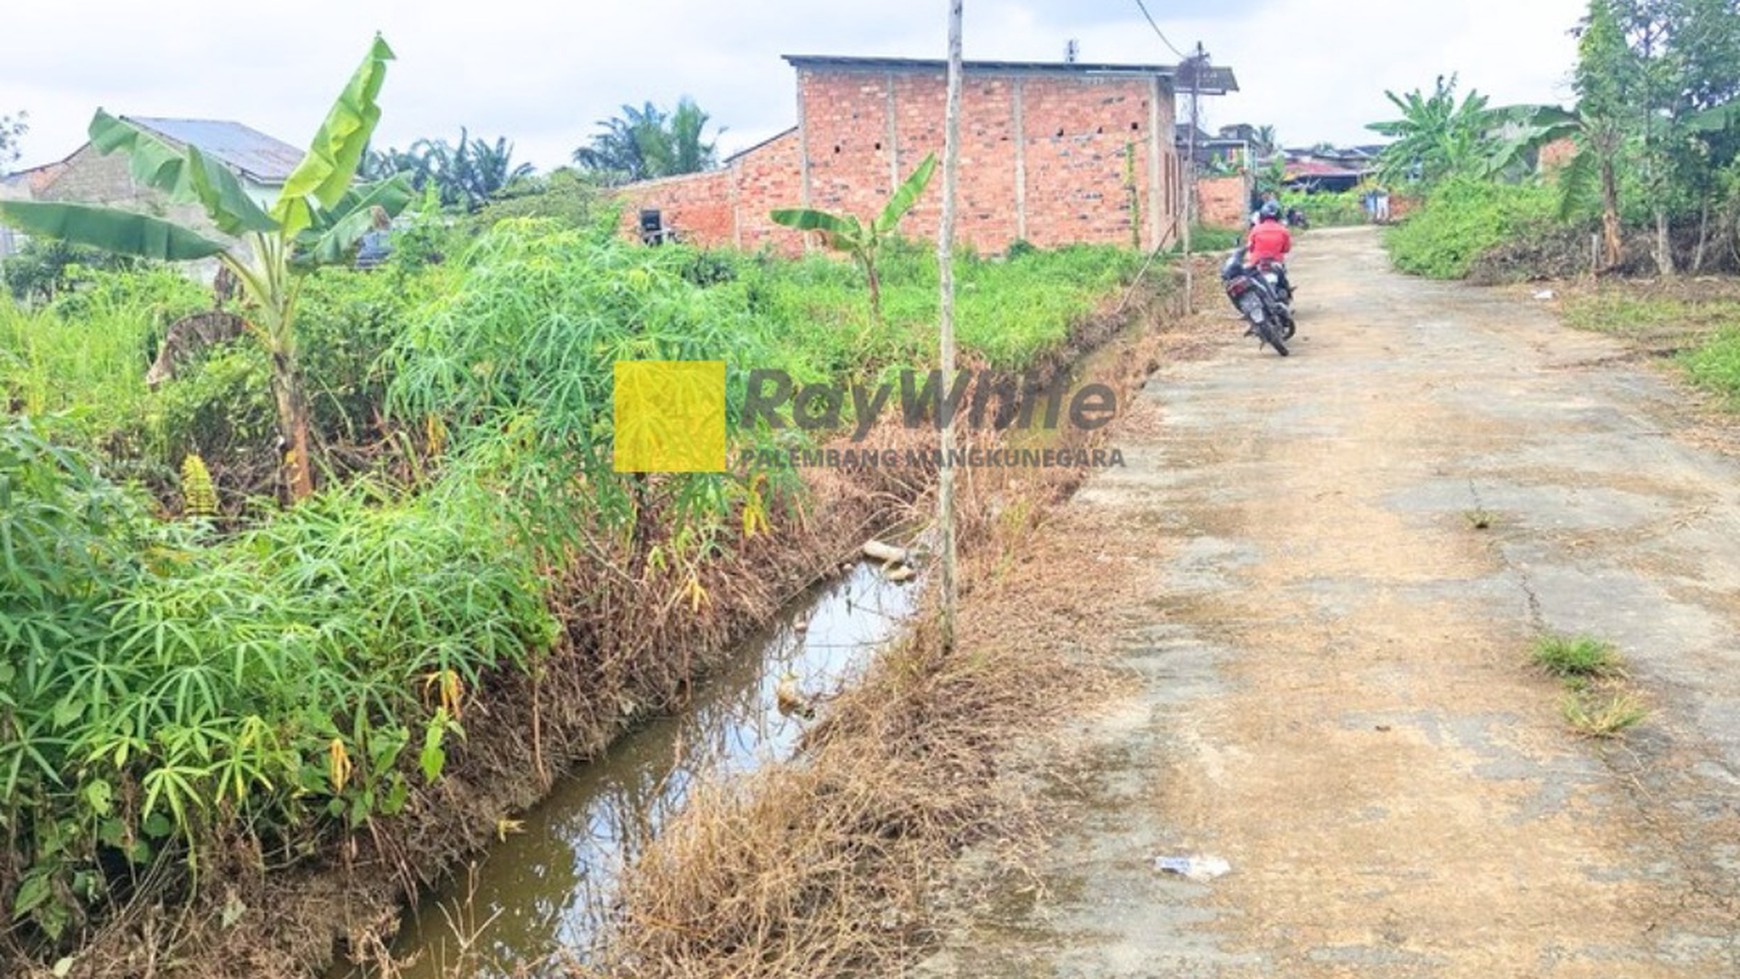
[{"x1": 1131, "y1": 0, "x2": 1188, "y2": 60}]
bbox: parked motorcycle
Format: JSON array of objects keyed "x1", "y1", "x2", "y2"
[{"x1": 1221, "y1": 248, "x2": 1293, "y2": 357}]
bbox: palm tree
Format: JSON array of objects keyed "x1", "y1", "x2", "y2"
[
  {"x1": 1254, "y1": 124, "x2": 1278, "y2": 158},
  {"x1": 364, "y1": 129, "x2": 533, "y2": 211},
  {"x1": 573, "y1": 98, "x2": 721, "y2": 185}
]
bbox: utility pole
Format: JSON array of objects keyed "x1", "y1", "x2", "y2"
[
  {"x1": 937, "y1": 0, "x2": 964, "y2": 651},
  {"x1": 1180, "y1": 42, "x2": 1208, "y2": 315}
]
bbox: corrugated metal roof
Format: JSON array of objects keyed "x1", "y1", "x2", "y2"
[
  {"x1": 124, "y1": 117, "x2": 304, "y2": 184},
  {"x1": 782, "y1": 55, "x2": 1238, "y2": 94}
]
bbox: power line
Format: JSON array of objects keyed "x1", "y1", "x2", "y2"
[{"x1": 1131, "y1": 0, "x2": 1188, "y2": 60}]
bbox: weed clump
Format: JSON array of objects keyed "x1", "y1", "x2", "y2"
[{"x1": 1532, "y1": 633, "x2": 1624, "y2": 679}]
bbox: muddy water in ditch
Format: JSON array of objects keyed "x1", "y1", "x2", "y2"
[{"x1": 344, "y1": 561, "x2": 917, "y2": 978}]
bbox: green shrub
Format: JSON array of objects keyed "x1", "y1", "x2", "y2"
[
  {"x1": 1683, "y1": 327, "x2": 1740, "y2": 402},
  {"x1": 0, "y1": 414, "x2": 557, "y2": 946},
  {"x1": 1188, "y1": 225, "x2": 1244, "y2": 252},
  {"x1": 1284, "y1": 189, "x2": 1367, "y2": 228},
  {"x1": 1385, "y1": 175, "x2": 1559, "y2": 279},
  {"x1": 1, "y1": 238, "x2": 151, "y2": 305}
]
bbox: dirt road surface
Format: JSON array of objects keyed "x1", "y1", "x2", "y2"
[{"x1": 921, "y1": 227, "x2": 1740, "y2": 977}]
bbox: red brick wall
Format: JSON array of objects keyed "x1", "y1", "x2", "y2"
[
  {"x1": 615, "y1": 65, "x2": 1184, "y2": 256},
  {"x1": 734, "y1": 129, "x2": 804, "y2": 252},
  {"x1": 614, "y1": 169, "x2": 734, "y2": 246},
  {"x1": 1538, "y1": 137, "x2": 1578, "y2": 172},
  {"x1": 1196, "y1": 174, "x2": 1251, "y2": 229}
]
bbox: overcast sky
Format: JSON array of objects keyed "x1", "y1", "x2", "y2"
[{"x1": 2, "y1": 0, "x2": 1588, "y2": 175}]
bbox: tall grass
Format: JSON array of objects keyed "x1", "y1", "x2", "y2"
[{"x1": 0, "y1": 268, "x2": 201, "y2": 451}]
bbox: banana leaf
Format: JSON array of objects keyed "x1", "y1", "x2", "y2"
[
  {"x1": 0, "y1": 200, "x2": 228, "y2": 261},
  {"x1": 769, "y1": 209, "x2": 862, "y2": 244},
  {"x1": 87, "y1": 110, "x2": 277, "y2": 237},
  {"x1": 296, "y1": 175, "x2": 415, "y2": 265},
  {"x1": 874, "y1": 154, "x2": 937, "y2": 235},
  {"x1": 273, "y1": 34, "x2": 396, "y2": 238}
]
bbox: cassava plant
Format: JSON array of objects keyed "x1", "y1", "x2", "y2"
[
  {"x1": 0, "y1": 35, "x2": 411, "y2": 501},
  {"x1": 771, "y1": 154, "x2": 937, "y2": 325}
]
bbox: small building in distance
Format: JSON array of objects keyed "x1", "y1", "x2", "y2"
[
  {"x1": 1, "y1": 116, "x2": 303, "y2": 259},
  {"x1": 617, "y1": 54, "x2": 1238, "y2": 255}
]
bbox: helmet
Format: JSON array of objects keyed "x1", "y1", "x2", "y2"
[{"x1": 1260, "y1": 201, "x2": 1282, "y2": 221}]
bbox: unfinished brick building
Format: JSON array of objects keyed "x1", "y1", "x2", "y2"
[{"x1": 617, "y1": 55, "x2": 1237, "y2": 255}]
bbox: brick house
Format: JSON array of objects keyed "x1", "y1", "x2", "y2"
[{"x1": 617, "y1": 55, "x2": 1237, "y2": 255}]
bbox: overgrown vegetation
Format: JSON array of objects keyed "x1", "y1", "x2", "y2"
[
  {"x1": 0, "y1": 37, "x2": 416, "y2": 502},
  {"x1": 1387, "y1": 175, "x2": 1558, "y2": 278},
  {"x1": 1373, "y1": 0, "x2": 1740, "y2": 281},
  {"x1": 0, "y1": 205, "x2": 1146, "y2": 969},
  {"x1": 1282, "y1": 189, "x2": 1369, "y2": 228}
]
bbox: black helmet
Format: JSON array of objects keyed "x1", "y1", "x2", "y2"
[{"x1": 1260, "y1": 200, "x2": 1282, "y2": 220}]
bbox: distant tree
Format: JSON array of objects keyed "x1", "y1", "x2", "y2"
[
  {"x1": 475, "y1": 167, "x2": 608, "y2": 229},
  {"x1": 0, "y1": 110, "x2": 26, "y2": 165},
  {"x1": 1581, "y1": 0, "x2": 1645, "y2": 268},
  {"x1": 1366, "y1": 74, "x2": 1499, "y2": 184},
  {"x1": 362, "y1": 128, "x2": 533, "y2": 212},
  {"x1": 1254, "y1": 124, "x2": 1278, "y2": 157},
  {"x1": 573, "y1": 97, "x2": 721, "y2": 185}
]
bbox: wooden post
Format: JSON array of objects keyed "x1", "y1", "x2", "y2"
[{"x1": 937, "y1": 0, "x2": 964, "y2": 651}]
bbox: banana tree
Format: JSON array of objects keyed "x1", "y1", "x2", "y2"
[
  {"x1": 1483, "y1": 103, "x2": 1629, "y2": 268},
  {"x1": 770, "y1": 154, "x2": 937, "y2": 325},
  {"x1": 0, "y1": 35, "x2": 410, "y2": 501}
]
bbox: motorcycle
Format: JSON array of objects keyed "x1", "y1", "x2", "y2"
[{"x1": 1221, "y1": 248, "x2": 1293, "y2": 357}]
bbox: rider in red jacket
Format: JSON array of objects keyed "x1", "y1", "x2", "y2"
[{"x1": 1244, "y1": 201, "x2": 1293, "y2": 299}]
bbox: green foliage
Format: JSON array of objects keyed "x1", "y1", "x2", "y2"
[
  {"x1": 1188, "y1": 225, "x2": 1244, "y2": 252},
  {"x1": 2, "y1": 238, "x2": 148, "y2": 305},
  {"x1": 573, "y1": 98, "x2": 722, "y2": 185},
  {"x1": 1533, "y1": 633, "x2": 1624, "y2": 678},
  {"x1": 1683, "y1": 324, "x2": 1740, "y2": 400},
  {"x1": 0, "y1": 269, "x2": 202, "y2": 455},
  {"x1": 1367, "y1": 74, "x2": 1502, "y2": 185},
  {"x1": 473, "y1": 168, "x2": 610, "y2": 232},
  {"x1": 0, "y1": 108, "x2": 24, "y2": 164},
  {"x1": 362, "y1": 127, "x2": 535, "y2": 212},
  {"x1": 1283, "y1": 190, "x2": 1367, "y2": 227},
  {"x1": 0, "y1": 415, "x2": 557, "y2": 947},
  {"x1": 1384, "y1": 174, "x2": 1559, "y2": 278},
  {"x1": 0, "y1": 220, "x2": 1147, "y2": 955},
  {"x1": 770, "y1": 155, "x2": 938, "y2": 324}
]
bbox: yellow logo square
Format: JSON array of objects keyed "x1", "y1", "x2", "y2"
[{"x1": 614, "y1": 361, "x2": 727, "y2": 473}]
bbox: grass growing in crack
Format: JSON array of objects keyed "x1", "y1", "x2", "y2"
[
  {"x1": 1562, "y1": 691, "x2": 1648, "y2": 739},
  {"x1": 1463, "y1": 508, "x2": 1495, "y2": 530},
  {"x1": 1532, "y1": 634, "x2": 1624, "y2": 680}
]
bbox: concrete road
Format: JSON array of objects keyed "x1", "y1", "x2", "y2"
[{"x1": 922, "y1": 226, "x2": 1740, "y2": 977}]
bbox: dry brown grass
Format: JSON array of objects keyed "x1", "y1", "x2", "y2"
[{"x1": 581, "y1": 280, "x2": 1185, "y2": 978}]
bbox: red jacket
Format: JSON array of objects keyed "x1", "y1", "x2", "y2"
[{"x1": 1246, "y1": 220, "x2": 1292, "y2": 263}]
